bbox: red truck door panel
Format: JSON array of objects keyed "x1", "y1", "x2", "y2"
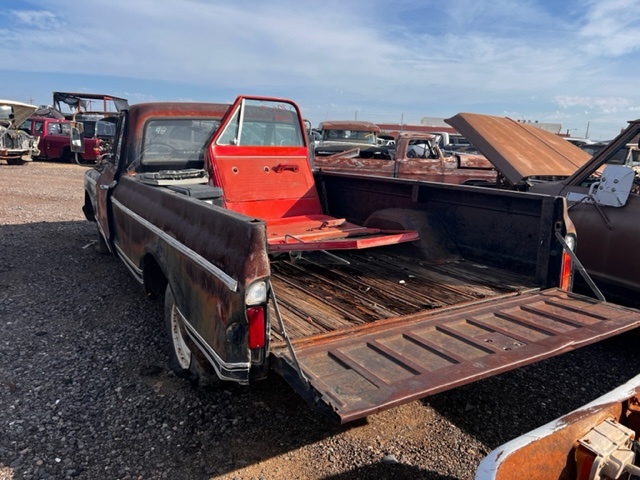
[
  {"x1": 209, "y1": 145, "x2": 418, "y2": 251},
  {"x1": 210, "y1": 144, "x2": 322, "y2": 219},
  {"x1": 271, "y1": 288, "x2": 640, "y2": 423}
]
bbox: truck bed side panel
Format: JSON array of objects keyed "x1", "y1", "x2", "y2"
[{"x1": 111, "y1": 177, "x2": 270, "y2": 375}]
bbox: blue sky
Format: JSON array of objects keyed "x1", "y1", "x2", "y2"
[{"x1": 2, "y1": 0, "x2": 640, "y2": 140}]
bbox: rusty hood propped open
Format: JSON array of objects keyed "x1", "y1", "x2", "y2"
[
  {"x1": 445, "y1": 113, "x2": 591, "y2": 185},
  {"x1": 271, "y1": 289, "x2": 640, "y2": 423}
]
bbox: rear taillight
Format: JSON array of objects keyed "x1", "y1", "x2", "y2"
[
  {"x1": 247, "y1": 306, "x2": 265, "y2": 349},
  {"x1": 559, "y1": 234, "x2": 576, "y2": 291},
  {"x1": 246, "y1": 281, "x2": 267, "y2": 349}
]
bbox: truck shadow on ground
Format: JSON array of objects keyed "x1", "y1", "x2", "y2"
[{"x1": 319, "y1": 463, "x2": 460, "y2": 480}]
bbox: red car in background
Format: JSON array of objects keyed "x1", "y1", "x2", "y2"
[
  {"x1": 21, "y1": 111, "x2": 117, "y2": 164},
  {"x1": 21, "y1": 116, "x2": 74, "y2": 162}
]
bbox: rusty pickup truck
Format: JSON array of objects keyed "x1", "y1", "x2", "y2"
[
  {"x1": 314, "y1": 130, "x2": 497, "y2": 186},
  {"x1": 314, "y1": 120, "x2": 390, "y2": 158},
  {"x1": 82, "y1": 96, "x2": 640, "y2": 423}
]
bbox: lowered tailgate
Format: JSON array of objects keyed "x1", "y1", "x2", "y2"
[{"x1": 270, "y1": 288, "x2": 640, "y2": 423}]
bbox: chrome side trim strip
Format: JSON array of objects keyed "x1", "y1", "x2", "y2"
[
  {"x1": 114, "y1": 242, "x2": 144, "y2": 284},
  {"x1": 111, "y1": 198, "x2": 238, "y2": 292}
]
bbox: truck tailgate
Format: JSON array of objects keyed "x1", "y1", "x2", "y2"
[{"x1": 270, "y1": 288, "x2": 640, "y2": 423}]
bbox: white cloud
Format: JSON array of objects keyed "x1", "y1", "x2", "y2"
[
  {"x1": 1, "y1": 0, "x2": 640, "y2": 139},
  {"x1": 578, "y1": 0, "x2": 640, "y2": 56},
  {"x1": 554, "y1": 95, "x2": 640, "y2": 114},
  {"x1": 9, "y1": 9, "x2": 61, "y2": 28}
]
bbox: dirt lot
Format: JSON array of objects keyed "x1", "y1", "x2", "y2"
[{"x1": 1, "y1": 162, "x2": 639, "y2": 480}]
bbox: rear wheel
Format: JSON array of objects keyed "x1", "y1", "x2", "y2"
[
  {"x1": 165, "y1": 286, "x2": 195, "y2": 377},
  {"x1": 164, "y1": 286, "x2": 218, "y2": 386}
]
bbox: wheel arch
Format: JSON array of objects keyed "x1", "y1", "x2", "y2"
[
  {"x1": 82, "y1": 190, "x2": 95, "y2": 222},
  {"x1": 142, "y1": 253, "x2": 168, "y2": 300}
]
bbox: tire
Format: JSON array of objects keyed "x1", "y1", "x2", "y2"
[
  {"x1": 6, "y1": 158, "x2": 28, "y2": 165},
  {"x1": 60, "y1": 148, "x2": 74, "y2": 163},
  {"x1": 164, "y1": 286, "x2": 218, "y2": 386}
]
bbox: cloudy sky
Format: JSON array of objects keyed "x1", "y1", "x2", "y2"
[{"x1": 2, "y1": 0, "x2": 640, "y2": 140}]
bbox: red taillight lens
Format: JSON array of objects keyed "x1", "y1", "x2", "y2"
[
  {"x1": 247, "y1": 306, "x2": 265, "y2": 349},
  {"x1": 559, "y1": 249, "x2": 573, "y2": 291}
]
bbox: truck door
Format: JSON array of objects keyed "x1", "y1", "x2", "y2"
[
  {"x1": 208, "y1": 97, "x2": 322, "y2": 220},
  {"x1": 562, "y1": 182, "x2": 640, "y2": 293},
  {"x1": 94, "y1": 115, "x2": 126, "y2": 249},
  {"x1": 44, "y1": 121, "x2": 69, "y2": 160}
]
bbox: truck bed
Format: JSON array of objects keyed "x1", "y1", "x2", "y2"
[{"x1": 269, "y1": 248, "x2": 535, "y2": 345}]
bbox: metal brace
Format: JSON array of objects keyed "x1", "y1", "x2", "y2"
[
  {"x1": 284, "y1": 234, "x2": 350, "y2": 265},
  {"x1": 268, "y1": 280, "x2": 310, "y2": 390},
  {"x1": 555, "y1": 231, "x2": 606, "y2": 302}
]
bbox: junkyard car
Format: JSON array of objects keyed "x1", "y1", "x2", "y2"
[
  {"x1": 314, "y1": 120, "x2": 390, "y2": 157},
  {"x1": 314, "y1": 130, "x2": 497, "y2": 186},
  {"x1": 0, "y1": 99, "x2": 40, "y2": 165}
]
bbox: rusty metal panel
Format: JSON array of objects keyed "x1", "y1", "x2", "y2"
[
  {"x1": 271, "y1": 289, "x2": 640, "y2": 423},
  {"x1": 318, "y1": 120, "x2": 381, "y2": 133},
  {"x1": 445, "y1": 113, "x2": 591, "y2": 185},
  {"x1": 477, "y1": 373, "x2": 640, "y2": 480}
]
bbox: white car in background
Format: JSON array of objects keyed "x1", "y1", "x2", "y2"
[{"x1": 0, "y1": 99, "x2": 40, "y2": 165}]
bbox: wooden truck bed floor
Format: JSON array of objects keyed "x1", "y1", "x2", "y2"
[{"x1": 269, "y1": 249, "x2": 535, "y2": 344}]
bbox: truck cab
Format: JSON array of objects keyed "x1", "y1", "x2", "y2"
[{"x1": 21, "y1": 116, "x2": 72, "y2": 162}]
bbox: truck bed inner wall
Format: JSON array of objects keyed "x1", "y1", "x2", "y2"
[{"x1": 316, "y1": 172, "x2": 562, "y2": 286}]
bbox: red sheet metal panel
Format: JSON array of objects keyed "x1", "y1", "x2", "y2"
[
  {"x1": 272, "y1": 288, "x2": 640, "y2": 423},
  {"x1": 266, "y1": 215, "x2": 419, "y2": 252}
]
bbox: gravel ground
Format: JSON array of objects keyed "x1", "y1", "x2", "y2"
[{"x1": 1, "y1": 161, "x2": 640, "y2": 480}]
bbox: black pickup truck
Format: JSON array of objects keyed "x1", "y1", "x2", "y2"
[{"x1": 82, "y1": 95, "x2": 640, "y2": 423}]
